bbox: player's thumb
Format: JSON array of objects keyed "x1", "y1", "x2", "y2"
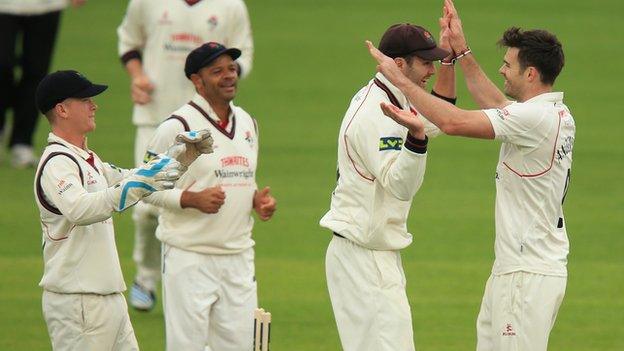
[{"x1": 259, "y1": 186, "x2": 270, "y2": 197}]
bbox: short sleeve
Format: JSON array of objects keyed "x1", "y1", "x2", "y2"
[{"x1": 483, "y1": 102, "x2": 547, "y2": 147}]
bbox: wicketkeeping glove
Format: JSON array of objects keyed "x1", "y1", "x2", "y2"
[
  {"x1": 166, "y1": 129, "x2": 214, "y2": 168},
  {"x1": 108, "y1": 154, "x2": 183, "y2": 211}
]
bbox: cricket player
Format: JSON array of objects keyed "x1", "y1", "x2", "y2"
[
  {"x1": 141, "y1": 42, "x2": 276, "y2": 351},
  {"x1": 32, "y1": 70, "x2": 192, "y2": 350},
  {"x1": 0, "y1": 0, "x2": 87, "y2": 168},
  {"x1": 117, "y1": 0, "x2": 254, "y2": 310},
  {"x1": 320, "y1": 22, "x2": 456, "y2": 350},
  {"x1": 368, "y1": 1, "x2": 574, "y2": 349}
]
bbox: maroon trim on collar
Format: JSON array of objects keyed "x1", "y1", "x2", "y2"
[
  {"x1": 166, "y1": 115, "x2": 191, "y2": 132},
  {"x1": 183, "y1": 0, "x2": 203, "y2": 6},
  {"x1": 373, "y1": 78, "x2": 403, "y2": 109},
  {"x1": 188, "y1": 101, "x2": 236, "y2": 140},
  {"x1": 48, "y1": 141, "x2": 99, "y2": 173}
]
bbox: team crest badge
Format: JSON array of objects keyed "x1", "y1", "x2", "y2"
[
  {"x1": 208, "y1": 15, "x2": 218, "y2": 30},
  {"x1": 423, "y1": 30, "x2": 436, "y2": 45},
  {"x1": 245, "y1": 130, "x2": 254, "y2": 147},
  {"x1": 158, "y1": 11, "x2": 172, "y2": 25}
]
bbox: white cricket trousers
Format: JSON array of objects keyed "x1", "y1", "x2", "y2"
[
  {"x1": 42, "y1": 291, "x2": 138, "y2": 351},
  {"x1": 162, "y1": 244, "x2": 257, "y2": 351},
  {"x1": 476, "y1": 272, "x2": 567, "y2": 351},
  {"x1": 326, "y1": 235, "x2": 415, "y2": 351},
  {"x1": 132, "y1": 125, "x2": 161, "y2": 291}
]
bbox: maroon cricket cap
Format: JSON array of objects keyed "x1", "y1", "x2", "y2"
[{"x1": 379, "y1": 23, "x2": 450, "y2": 61}]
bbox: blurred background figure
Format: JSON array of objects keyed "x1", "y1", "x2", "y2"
[
  {"x1": 116, "y1": 0, "x2": 254, "y2": 312},
  {"x1": 0, "y1": 0, "x2": 87, "y2": 169}
]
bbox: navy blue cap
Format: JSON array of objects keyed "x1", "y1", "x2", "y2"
[
  {"x1": 35, "y1": 70, "x2": 107, "y2": 114},
  {"x1": 184, "y1": 42, "x2": 241, "y2": 79}
]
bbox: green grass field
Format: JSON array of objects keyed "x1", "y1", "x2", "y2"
[{"x1": 1, "y1": 0, "x2": 623, "y2": 349}]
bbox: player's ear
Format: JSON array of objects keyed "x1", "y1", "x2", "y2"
[
  {"x1": 190, "y1": 73, "x2": 203, "y2": 91},
  {"x1": 526, "y1": 66, "x2": 540, "y2": 83},
  {"x1": 394, "y1": 57, "x2": 406, "y2": 69},
  {"x1": 53, "y1": 102, "x2": 68, "y2": 119}
]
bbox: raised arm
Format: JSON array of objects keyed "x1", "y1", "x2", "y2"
[
  {"x1": 368, "y1": 41, "x2": 494, "y2": 139},
  {"x1": 39, "y1": 155, "x2": 181, "y2": 225},
  {"x1": 432, "y1": 7, "x2": 456, "y2": 100},
  {"x1": 444, "y1": 0, "x2": 510, "y2": 109}
]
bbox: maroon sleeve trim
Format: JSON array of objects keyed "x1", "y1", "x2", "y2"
[
  {"x1": 121, "y1": 50, "x2": 142, "y2": 65},
  {"x1": 431, "y1": 90, "x2": 457, "y2": 105},
  {"x1": 404, "y1": 134, "x2": 428, "y2": 154}
]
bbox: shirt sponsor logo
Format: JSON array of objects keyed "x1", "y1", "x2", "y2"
[
  {"x1": 165, "y1": 33, "x2": 203, "y2": 53},
  {"x1": 502, "y1": 323, "x2": 517, "y2": 336},
  {"x1": 379, "y1": 137, "x2": 403, "y2": 151},
  {"x1": 164, "y1": 43, "x2": 196, "y2": 53},
  {"x1": 214, "y1": 169, "x2": 255, "y2": 179},
  {"x1": 57, "y1": 182, "x2": 73, "y2": 195},
  {"x1": 495, "y1": 108, "x2": 510, "y2": 120},
  {"x1": 171, "y1": 33, "x2": 203, "y2": 44},
  {"x1": 221, "y1": 156, "x2": 249, "y2": 167},
  {"x1": 556, "y1": 136, "x2": 574, "y2": 162}
]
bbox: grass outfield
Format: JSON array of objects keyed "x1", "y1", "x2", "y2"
[{"x1": 1, "y1": 0, "x2": 622, "y2": 349}]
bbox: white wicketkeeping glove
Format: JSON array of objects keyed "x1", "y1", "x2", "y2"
[
  {"x1": 108, "y1": 154, "x2": 183, "y2": 211},
  {"x1": 166, "y1": 129, "x2": 214, "y2": 168}
]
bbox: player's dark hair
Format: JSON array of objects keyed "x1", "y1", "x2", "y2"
[{"x1": 498, "y1": 27, "x2": 564, "y2": 85}]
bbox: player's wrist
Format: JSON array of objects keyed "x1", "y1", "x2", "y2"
[
  {"x1": 407, "y1": 127, "x2": 426, "y2": 140},
  {"x1": 440, "y1": 51, "x2": 456, "y2": 66},
  {"x1": 455, "y1": 47, "x2": 471, "y2": 61},
  {"x1": 180, "y1": 190, "x2": 197, "y2": 209}
]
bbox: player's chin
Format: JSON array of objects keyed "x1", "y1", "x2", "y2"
[
  {"x1": 87, "y1": 121, "x2": 96, "y2": 132},
  {"x1": 221, "y1": 90, "x2": 237, "y2": 101}
]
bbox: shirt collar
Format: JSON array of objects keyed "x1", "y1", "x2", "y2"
[
  {"x1": 47, "y1": 132, "x2": 92, "y2": 159},
  {"x1": 190, "y1": 93, "x2": 235, "y2": 122},
  {"x1": 374, "y1": 72, "x2": 410, "y2": 108},
  {"x1": 524, "y1": 92, "x2": 564, "y2": 104}
]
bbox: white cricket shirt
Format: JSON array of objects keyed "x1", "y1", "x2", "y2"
[
  {"x1": 35, "y1": 133, "x2": 130, "y2": 294},
  {"x1": 117, "y1": 0, "x2": 254, "y2": 126},
  {"x1": 483, "y1": 92, "x2": 575, "y2": 276},
  {"x1": 320, "y1": 73, "x2": 440, "y2": 251},
  {"x1": 144, "y1": 93, "x2": 259, "y2": 255}
]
